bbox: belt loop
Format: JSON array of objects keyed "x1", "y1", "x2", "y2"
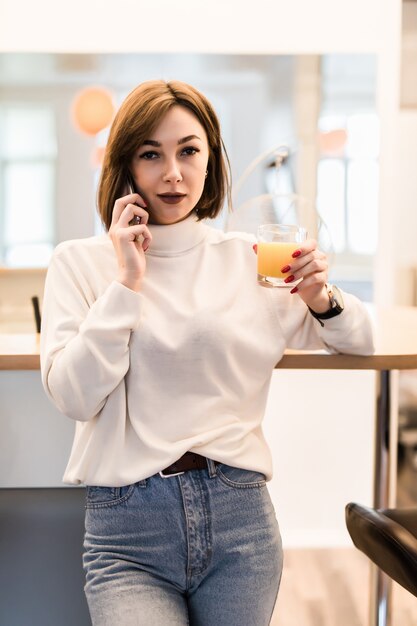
[
  {"x1": 207, "y1": 458, "x2": 217, "y2": 478},
  {"x1": 159, "y1": 469, "x2": 185, "y2": 478}
]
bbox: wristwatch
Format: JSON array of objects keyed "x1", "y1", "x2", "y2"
[{"x1": 308, "y1": 284, "x2": 344, "y2": 327}]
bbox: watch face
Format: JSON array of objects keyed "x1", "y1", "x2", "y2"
[{"x1": 329, "y1": 285, "x2": 344, "y2": 311}]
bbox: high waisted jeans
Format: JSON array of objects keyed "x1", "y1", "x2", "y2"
[{"x1": 83, "y1": 460, "x2": 283, "y2": 626}]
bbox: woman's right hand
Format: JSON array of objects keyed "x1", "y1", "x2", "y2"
[{"x1": 109, "y1": 193, "x2": 152, "y2": 292}]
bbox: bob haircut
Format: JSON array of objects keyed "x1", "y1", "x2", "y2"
[{"x1": 97, "y1": 80, "x2": 232, "y2": 230}]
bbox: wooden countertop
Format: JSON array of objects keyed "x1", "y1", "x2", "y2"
[
  {"x1": 1, "y1": 306, "x2": 417, "y2": 371},
  {"x1": 277, "y1": 305, "x2": 417, "y2": 370},
  {"x1": 0, "y1": 333, "x2": 41, "y2": 370}
]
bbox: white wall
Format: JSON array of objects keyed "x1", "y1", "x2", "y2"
[
  {"x1": 0, "y1": 0, "x2": 382, "y2": 54},
  {"x1": 394, "y1": 3, "x2": 417, "y2": 305},
  {"x1": 393, "y1": 110, "x2": 417, "y2": 304},
  {"x1": 265, "y1": 369, "x2": 376, "y2": 547}
]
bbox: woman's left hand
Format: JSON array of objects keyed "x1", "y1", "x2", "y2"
[
  {"x1": 253, "y1": 239, "x2": 331, "y2": 313},
  {"x1": 281, "y1": 239, "x2": 331, "y2": 312}
]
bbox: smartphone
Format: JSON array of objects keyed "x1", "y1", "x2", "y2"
[
  {"x1": 126, "y1": 174, "x2": 142, "y2": 226},
  {"x1": 126, "y1": 173, "x2": 136, "y2": 196}
]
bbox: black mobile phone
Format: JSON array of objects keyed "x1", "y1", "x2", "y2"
[{"x1": 126, "y1": 174, "x2": 142, "y2": 226}]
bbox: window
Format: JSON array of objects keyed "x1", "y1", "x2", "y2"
[
  {"x1": 0, "y1": 105, "x2": 57, "y2": 267},
  {"x1": 317, "y1": 113, "x2": 379, "y2": 257},
  {"x1": 317, "y1": 55, "x2": 378, "y2": 299}
]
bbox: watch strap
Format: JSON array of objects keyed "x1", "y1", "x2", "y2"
[{"x1": 308, "y1": 284, "x2": 344, "y2": 327}]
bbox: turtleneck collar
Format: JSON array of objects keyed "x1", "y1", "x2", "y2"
[{"x1": 146, "y1": 212, "x2": 209, "y2": 257}]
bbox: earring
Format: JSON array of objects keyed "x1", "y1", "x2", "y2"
[{"x1": 205, "y1": 170, "x2": 208, "y2": 178}]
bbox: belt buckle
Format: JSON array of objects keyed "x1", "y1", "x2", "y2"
[{"x1": 159, "y1": 469, "x2": 185, "y2": 478}]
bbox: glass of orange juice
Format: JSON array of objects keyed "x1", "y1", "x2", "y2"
[{"x1": 257, "y1": 224, "x2": 307, "y2": 287}]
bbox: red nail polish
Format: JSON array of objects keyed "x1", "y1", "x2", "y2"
[
  {"x1": 292, "y1": 249, "x2": 301, "y2": 258},
  {"x1": 281, "y1": 265, "x2": 291, "y2": 273},
  {"x1": 290, "y1": 286, "x2": 298, "y2": 294},
  {"x1": 252, "y1": 244, "x2": 258, "y2": 253},
  {"x1": 284, "y1": 274, "x2": 295, "y2": 283}
]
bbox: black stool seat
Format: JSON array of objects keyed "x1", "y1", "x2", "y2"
[{"x1": 345, "y1": 502, "x2": 417, "y2": 597}]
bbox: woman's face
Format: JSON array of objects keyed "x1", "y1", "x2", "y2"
[{"x1": 130, "y1": 105, "x2": 210, "y2": 225}]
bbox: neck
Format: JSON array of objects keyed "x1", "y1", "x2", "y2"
[
  {"x1": 146, "y1": 212, "x2": 208, "y2": 257},
  {"x1": 148, "y1": 209, "x2": 196, "y2": 226}
]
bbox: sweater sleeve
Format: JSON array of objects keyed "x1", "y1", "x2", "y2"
[
  {"x1": 40, "y1": 244, "x2": 143, "y2": 422},
  {"x1": 272, "y1": 289, "x2": 375, "y2": 355}
]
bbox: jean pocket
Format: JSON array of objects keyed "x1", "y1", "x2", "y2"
[
  {"x1": 85, "y1": 484, "x2": 136, "y2": 509},
  {"x1": 216, "y1": 464, "x2": 266, "y2": 489}
]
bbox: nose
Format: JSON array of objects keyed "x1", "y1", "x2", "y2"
[{"x1": 163, "y1": 159, "x2": 182, "y2": 183}]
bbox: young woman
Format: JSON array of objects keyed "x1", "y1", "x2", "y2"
[{"x1": 40, "y1": 80, "x2": 374, "y2": 626}]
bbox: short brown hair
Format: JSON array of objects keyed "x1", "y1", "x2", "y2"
[{"x1": 97, "y1": 80, "x2": 232, "y2": 230}]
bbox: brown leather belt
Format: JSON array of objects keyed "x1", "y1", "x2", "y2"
[{"x1": 159, "y1": 452, "x2": 215, "y2": 478}]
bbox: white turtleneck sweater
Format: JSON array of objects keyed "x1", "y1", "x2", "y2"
[{"x1": 40, "y1": 214, "x2": 374, "y2": 486}]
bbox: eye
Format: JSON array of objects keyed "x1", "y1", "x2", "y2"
[
  {"x1": 181, "y1": 146, "x2": 200, "y2": 156},
  {"x1": 139, "y1": 151, "x2": 159, "y2": 160}
]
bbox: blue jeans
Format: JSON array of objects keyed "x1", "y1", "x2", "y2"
[{"x1": 83, "y1": 460, "x2": 283, "y2": 625}]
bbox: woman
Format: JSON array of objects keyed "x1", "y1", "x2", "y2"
[{"x1": 40, "y1": 80, "x2": 374, "y2": 626}]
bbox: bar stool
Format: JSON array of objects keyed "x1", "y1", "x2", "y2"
[{"x1": 345, "y1": 502, "x2": 417, "y2": 598}]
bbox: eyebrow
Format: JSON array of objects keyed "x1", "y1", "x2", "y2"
[{"x1": 141, "y1": 135, "x2": 202, "y2": 147}]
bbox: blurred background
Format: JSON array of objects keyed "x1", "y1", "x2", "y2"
[{"x1": 0, "y1": 52, "x2": 377, "y2": 296}]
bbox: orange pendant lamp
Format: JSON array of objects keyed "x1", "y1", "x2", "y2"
[
  {"x1": 71, "y1": 86, "x2": 115, "y2": 136},
  {"x1": 318, "y1": 129, "x2": 348, "y2": 157}
]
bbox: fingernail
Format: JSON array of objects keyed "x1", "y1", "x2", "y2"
[
  {"x1": 252, "y1": 244, "x2": 258, "y2": 253},
  {"x1": 290, "y1": 286, "x2": 298, "y2": 294},
  {"x1": 281, "y1": 265, "x2": 291, "y2": 273},
  {"x1": 292, "y1": 249, "x2": 301, "y2": 258},
  {"x1": 284, "y1": 275, "x2": 295, "y2": 284}
]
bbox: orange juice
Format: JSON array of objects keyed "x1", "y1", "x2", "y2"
[{"x1": 257, "y1": 241, "x2": 297, "y2": 278}]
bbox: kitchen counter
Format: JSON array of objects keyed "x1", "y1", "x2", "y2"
[{"x1": 0, "y1": 333, "x2": 40, "y2": 370}]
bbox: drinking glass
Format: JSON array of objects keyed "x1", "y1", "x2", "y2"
[{"x1": 257, "y1": 224, "x2": 307, "y2": 287}]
